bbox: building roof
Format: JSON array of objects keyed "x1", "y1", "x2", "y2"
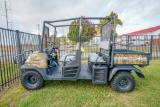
[{"x1": 123, "y1": 25, "x2": 160, "y2": 36}]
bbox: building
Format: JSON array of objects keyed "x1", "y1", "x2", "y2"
[
  {"x1": 116, "y1": 25, "x2": 160, "y2": 45},
  {"x1": 123, "y1": 25, "x2": 160, "y2": 36}
]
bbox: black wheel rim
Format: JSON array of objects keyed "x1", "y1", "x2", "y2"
[
  {"x1": 26, "y1": 74, "x2": 38, "y2": 86},
  {"x1": 118, "y1": 77, "x2": 131, "y2": 90}
]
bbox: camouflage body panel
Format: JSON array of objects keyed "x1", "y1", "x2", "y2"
[
  {"x1": 114, "y1": 53, "x2": 148, "y2": 65},
  {"x1": 25, "y1": 52, "x2": 48, "y2": 68}
]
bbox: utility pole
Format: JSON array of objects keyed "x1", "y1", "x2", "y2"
[
  {"x1": 36, "y1": 24, "x2": 40, "y2": 35},
  {"x1": 5, "y1": 1, "x2": 9, "y2": 29}
]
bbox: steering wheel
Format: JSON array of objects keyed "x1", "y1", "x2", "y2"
[
  {"x1": 51, "y1": 42, "x2": 59, "y2": 49},
  {"x1": 45, "y1": 42, "x2": 58, "y2": 54}
]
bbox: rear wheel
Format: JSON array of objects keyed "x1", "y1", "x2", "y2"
[
  {"x1": 21, "y1": 70, "x2": 44, "y2": 90},
  {"x1": 111, "y1": 72, "x2": 135, "y2": 93}
]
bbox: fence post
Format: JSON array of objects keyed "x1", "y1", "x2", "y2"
[
  {"x1": 38, "y1": 35, "x2": 41, "y2": 50},
  {"x1": 150, "y1": 35, "x2": 153, "y2": 60},
  {"x1": 16, "y1": 30, "x2": 22, "y2": 66}
]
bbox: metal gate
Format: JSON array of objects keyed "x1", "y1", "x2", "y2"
[{"x1": 0, "y1": 28, "x2": 40, "y2": 90}]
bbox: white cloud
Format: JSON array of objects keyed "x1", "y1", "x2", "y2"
[{"x1": 0, "y1": 0, "x2": 159, "y2": 35}]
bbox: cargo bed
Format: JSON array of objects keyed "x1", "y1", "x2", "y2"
[{"x1": 114, "y1": 49, "x2": 149, "y2": 66}]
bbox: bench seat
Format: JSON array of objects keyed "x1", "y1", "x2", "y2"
[
  {"x1": 60, "y1": 54, "x2": 75, "y2": 62},
  {"x1": 88, "y1": 53, "x2": 105, "y2": 63}
]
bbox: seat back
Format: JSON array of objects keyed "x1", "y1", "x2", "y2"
[
  {"x1": 99, "y1": 21, "x2": 112, "y2": 50},
  {"x1": 99, "y1": 21, "x2": 112, "y2": 64}
]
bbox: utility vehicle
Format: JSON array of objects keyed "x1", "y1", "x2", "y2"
[{"x1": 15, "y1": 16, "x2": 150, "y2": 93}]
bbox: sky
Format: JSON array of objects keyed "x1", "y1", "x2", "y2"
[{"x1": 0, "y1": 0, "x2": 160, "y2": 36}]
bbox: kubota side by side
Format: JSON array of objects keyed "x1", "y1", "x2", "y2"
[{"x1": 15, "y1": 16, "x2": 150, "y2": 93}]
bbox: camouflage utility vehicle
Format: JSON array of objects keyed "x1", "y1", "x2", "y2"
[{"x1": 15, "y1": 16, "x2": 150, "y2": 93}]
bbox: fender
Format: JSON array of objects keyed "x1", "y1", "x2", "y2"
[
  {"x1": 21, "y1": 65, "x2": 47, "y2": 80},
  {"x1": 109, "y1": 66, "x2": 145, "y2": 81}
]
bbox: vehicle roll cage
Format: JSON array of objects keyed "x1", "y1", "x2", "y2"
[{"x1": 40, "y1": 16, "x2": 117, "y2": 52}]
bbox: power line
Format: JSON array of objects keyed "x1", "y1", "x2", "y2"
[
  {"x1": 0, "y1": 0, "x2": 12, "y2": 29},
  {"x1": 5, "y1": 1, "x2": 9, "y2": 29},
  {"x1": 8, "y1": 0, "x2": 12, "y2": 18},
  {"x1": 8, "y1": 0, "x2": 13, "y2": 30},
  {"x1": 2, "y1": 1, "x2": 12, "y2": 29}
]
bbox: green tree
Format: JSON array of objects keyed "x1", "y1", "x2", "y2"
[
  {"x1": 60, "y1": 35, "x2": 67, "y2": 45},
  {"x1": 67, "y1": 18, "x2": 96, "y2": 43},
  {"x1": 97, "y1": 11, "x2": 123, "y2": 35}
]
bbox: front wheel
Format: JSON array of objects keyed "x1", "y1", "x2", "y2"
[
  {"x1": 21, "y1": 70, "x2": 44, "y2": 90},
  {"x1": 111, "y1": 72, "x2": 135, "y2": 93}
]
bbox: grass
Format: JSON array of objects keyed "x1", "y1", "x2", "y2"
[{"x1": 0, "y1": 60, "x2": 160, "y2": 107}]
